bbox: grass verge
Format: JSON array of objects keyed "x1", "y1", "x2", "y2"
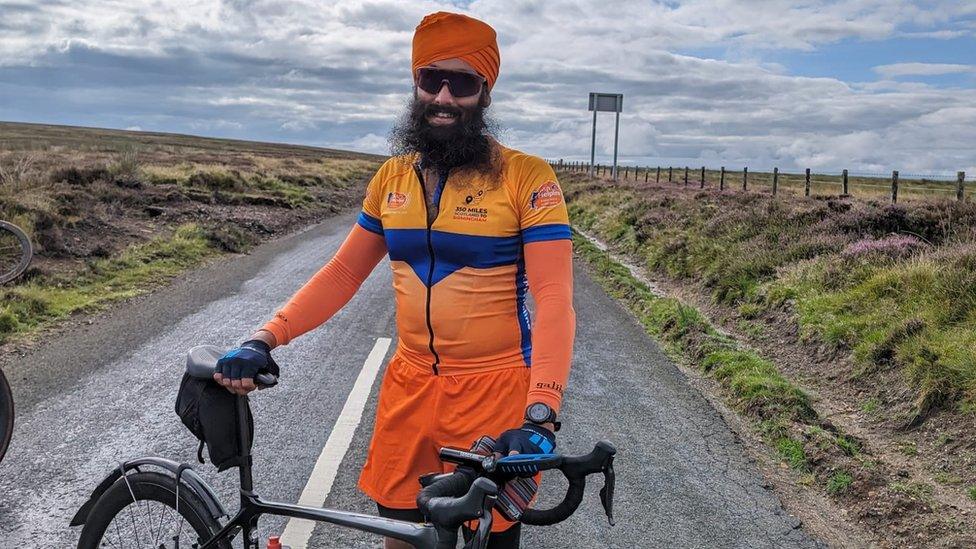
[
  {"x1": 0, "y1": 224, "x2": 222, "y2": 343},
  {"x1": 573, "y1": 232, "x2": 866, "y2": 496},
  {"x1": 563, "y1": 171, "x2": 976, "y2": 425}
]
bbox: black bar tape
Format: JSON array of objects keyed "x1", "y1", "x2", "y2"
[{"x1": 519, "y1": 476, "x2": 585, "y2": 526}]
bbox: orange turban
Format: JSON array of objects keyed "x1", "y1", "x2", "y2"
[{"x1": 412, "y1": 12, "x2": 500, "y2": 91}]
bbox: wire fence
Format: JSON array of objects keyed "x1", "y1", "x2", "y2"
[{"x1": 547, "y1": 160, "x2": 970, "y2": 204}]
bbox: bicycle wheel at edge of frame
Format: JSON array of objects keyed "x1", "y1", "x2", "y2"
[
  {"x1": 76, "y1": 470, "x2": 232, "y2": 549},
  {"x1": 0, "y1": 369, "x2": 11, "y2": 463},
  {"x1": 0, "y1": 220, "x2": 33, "y2": 285}
]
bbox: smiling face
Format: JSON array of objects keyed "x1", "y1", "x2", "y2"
[
  {"x1": 414, "y1": 58, "x2": 491, "y2": 127},
  {"x1": 390, "y1": 56, "x2": 499, "y2": 174}
]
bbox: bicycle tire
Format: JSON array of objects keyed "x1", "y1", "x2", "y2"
[
  {"x1": 0, "y1": 369, "x2": 11, "y2": 464},
  {"x1": 0, "y1": 220, "x2": 32, "y2": 284},
  {"x1": 77, "y1": 470, "x2": 231, "y2": 549}
]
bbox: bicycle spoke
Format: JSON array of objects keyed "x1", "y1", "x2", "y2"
[
  {"x1": 142, "y1": 498, "x2": 157, "y2": 545},
  {"x1": 103, "y1": 499, "x2": 194, "y2": 549},
  {"x1": 111, "y1": 519, "x2": 124, "y2": 549},
  {"x1": 126, "y1": 504, "x2": 141, "y2": 546}
]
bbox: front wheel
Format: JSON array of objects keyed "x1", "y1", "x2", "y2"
[
  {"x1": 0, "y1": 220, "x2": 32, "y2": 285},
  {"x1": 77, "y1": 471, "x2": 231, "y2": 549},
  {"x1": 0, "y1": 369, "x2": 12, "y2": 463}
]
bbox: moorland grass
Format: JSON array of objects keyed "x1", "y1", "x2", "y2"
[
  {"x1": 564, "y1": 171, "x2": 976, "y2": 421},
  {"x1": 0, "y1": 122, "x2": 383, "y2": 345},
  {"x1": 572, "y1": 232, "x2": 871, "y2": 493}
]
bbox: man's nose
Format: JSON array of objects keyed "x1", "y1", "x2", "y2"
[{"x1": 432, "y1": 82, "x2": 456, "y2": 104}]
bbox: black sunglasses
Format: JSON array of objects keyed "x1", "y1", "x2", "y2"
[{"x1": 416, "y1": 67, "x2": 486, "y2": 98}]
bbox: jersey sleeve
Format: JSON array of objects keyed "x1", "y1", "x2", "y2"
[
  {"x1": 515, "y1": 155, "x2": 571, "y2": 243},
  {"x1": 523, "y1": 239, "x2": 575, "y2": 412},
  {"x1": 357, "y1": 162, "x2": 386, "y2": 236},
  {"x1": 261, "y1": 224, "x2": 387, "y2": 346}
]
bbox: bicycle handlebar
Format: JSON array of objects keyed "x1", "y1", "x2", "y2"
[{"x1": 428, "y1": 440, "x2": 617, "y2": 539}]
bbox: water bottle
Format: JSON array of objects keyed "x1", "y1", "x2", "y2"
[{"x1": 267, "y1": 536, "x2": 291, "y2": 549}]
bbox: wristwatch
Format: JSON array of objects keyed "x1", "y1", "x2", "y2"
[{"x1": 525, "y1": 402, "x2": 560, "y2": 432}]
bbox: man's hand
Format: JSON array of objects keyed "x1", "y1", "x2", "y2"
[
  {"x1": 494, "y1": 422, "x2": 556, "y2": 456},
  {"x1": 214, "y1": 339, "x2": 270, "y2": 395}
]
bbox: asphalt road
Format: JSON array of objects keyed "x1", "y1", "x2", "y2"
[{"x1": 0, "y1": 212, "x2": 822, "y2": 548}]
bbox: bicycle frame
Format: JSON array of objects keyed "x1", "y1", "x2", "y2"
[{"x1": 197, "y1": 395, "x2": 446, "y2": 549}]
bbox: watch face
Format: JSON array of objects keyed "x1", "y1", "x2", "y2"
[{"x1": 527, "y1": 403, "x2": 551, "y2": 423}]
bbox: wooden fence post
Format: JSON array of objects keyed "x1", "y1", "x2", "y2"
[
  {"x1": 700, "y1": 166, "x2": 705, "y2": 189},
  {"x1": 805, "y1": 168, "x2": 811, "y2": 197},
  {"x1": 772, "y1": 167, "x2": 779, "y2": 196},
  {"x1": 720, "y1": 167, "x2": 725, "y2": 191},
  {"x1": 656, "y1": 166, "x2": 661, "y2": 183},
  {"x1": 843, "y1": 169, "x2": 849, "y2": 195},
  {"x1": 684, "y1": 166, "x2": 689, "y2": 187},
  {"x1": 645, "y1": 167, "x2": 649, "y2": 182},
  {"x1": 668, "y1": 166, "x2": 673, "y2": 183},
  {"x1": 958, "y1": 171, "x2": 966, "y2": 201},
  {"x1": 743, "y1": 167, "x2": 748, "y2": 190},
  {"x1": 891, "y1": 170, "x2": 899, "y2": 204}
]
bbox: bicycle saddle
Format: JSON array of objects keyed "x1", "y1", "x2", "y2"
[{"x1": 185, "y1": 345, "x2": 278, "y2": 387}]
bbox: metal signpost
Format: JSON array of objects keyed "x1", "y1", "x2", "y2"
[{"x1": 588, "y1": 92, "x2": 623, "y2": 180}]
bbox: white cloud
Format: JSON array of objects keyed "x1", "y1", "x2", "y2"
[
  {"x1": 329, "y1": 132, "x2": 389, "y2": 155},
  {"x1": 874, "y1": 63, "x2": 976, "y2": 78},
  {"x1": 1, "y1": 0, "x2": 974, "y2": 172}
]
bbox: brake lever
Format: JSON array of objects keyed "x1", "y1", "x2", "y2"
[
  {"x1": 465, "y1": 490, "x2": 497, "y2": 549},
  {"x1": 599, "y1": 455, "x2": 615, "y2": 526}
]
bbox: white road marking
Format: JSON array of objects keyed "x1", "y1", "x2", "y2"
[{"x1": 279, "y1": 337, "x2": 392, "y2": 548}]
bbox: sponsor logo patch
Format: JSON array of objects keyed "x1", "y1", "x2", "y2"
[
  {"x1": 386, "y1": 191, "x2": 408, "y2": 210},
  {"x1": 529, "y1": 181, "x2": 563, "y2": 210},
  {"x1": 535, "y1": 380, "x2": 565, "y2": 394}
]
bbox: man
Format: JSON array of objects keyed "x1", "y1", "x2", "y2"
[{"x1": 213, "y1": 11, "x2": 575, "y2": 548}]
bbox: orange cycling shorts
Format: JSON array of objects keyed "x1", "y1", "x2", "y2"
[{"x1": 358, "y1": 354, "x2": 533, "y2": 532}]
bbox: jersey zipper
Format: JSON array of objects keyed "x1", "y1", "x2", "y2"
[{"x1": 414, "y1": 163, "x2": 444, "y2": 375}]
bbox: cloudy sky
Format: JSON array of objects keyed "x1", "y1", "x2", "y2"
[{"x1": 1, "y1": 0, "x2": 974, "y2": 174}]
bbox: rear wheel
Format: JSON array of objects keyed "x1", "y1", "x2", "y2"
[
  {"x1": 0, "y1": 369, "x2": 12, "y2": 463},
  {"x1": 0, "y1": 220, "x2": 32, "y2": 285},
  {"x1": 77, "y1": 471, "x2": 230, "y2": 549}
]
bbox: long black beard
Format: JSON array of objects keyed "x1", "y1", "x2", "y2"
[{"x1": 389, "y1": 96, "x2": 500, "y2": 177}]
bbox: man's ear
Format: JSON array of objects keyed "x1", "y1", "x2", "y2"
[{"x1": 480, "y1": 89, "x2": 491, "y2": 108}]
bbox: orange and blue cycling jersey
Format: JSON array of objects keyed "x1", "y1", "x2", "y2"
[{"x1": 357, "y1": 145, "x2": 571, "y2": 377}]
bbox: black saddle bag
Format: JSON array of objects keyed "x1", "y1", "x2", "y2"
[{"x1": 175, "y1": 373, "x2": 253, "y2": 472}]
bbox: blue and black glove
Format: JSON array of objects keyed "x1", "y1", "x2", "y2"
[
  {"x1": 215, "y1": 339, "x2": 271, "y2": 383},
  {"x1": 495, "y1": 423, "x2": 556, "y2": 456}
]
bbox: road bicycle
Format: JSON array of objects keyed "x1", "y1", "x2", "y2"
[
  {"x1": 0, "y1": 219, "x2": 32, "y2": 285},
  {"x1": 0, "y1": 367, "x2": 11, "y2": 464},
  {"x1": 71, "y1": 345, "x2": 617, "y2": 548},
  {"x1": 0, "y1": 220, "x2": 29, "y2": 464}
]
